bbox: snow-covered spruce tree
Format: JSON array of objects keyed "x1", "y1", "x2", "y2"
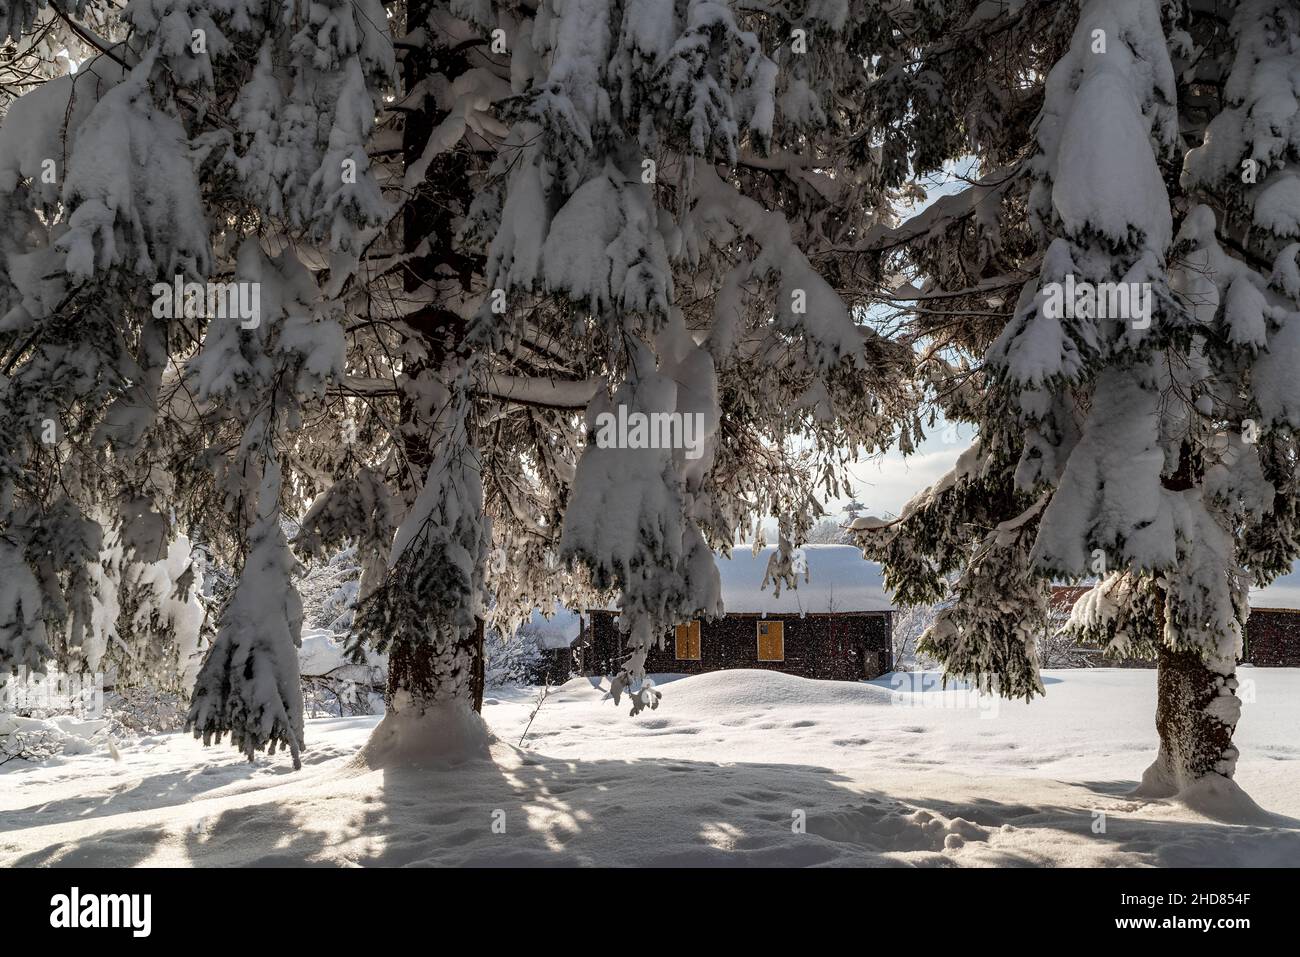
[
  {"x1": 188, "y1": 460, "x2": 306, "y2": 766},
  {"x1": 0, "y1": 14, "x2": 156, "y2": 687},
  {"x1": 850, "y1": 0, "x2": 1300, "y2": 811},
  {"x1": 341, "y1": 0, "x2": 918, "y2": 720},
  {"x1": 0, "y1": 0, "x2": 391, "y2": 761}
]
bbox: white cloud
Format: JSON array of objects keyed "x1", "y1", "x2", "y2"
[
  {"x1": 838, "y1": 444, "x2": 966, "y2": 518},
  {"x1": 824, "y1": 417, "x2": 974, "y2": 521}
]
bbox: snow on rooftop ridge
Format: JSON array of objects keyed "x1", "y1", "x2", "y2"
[
  {"x1": 1055, "y1": 570, "x2": 1300, "y2": 612},
  {"x1": 717, "y1": 544, "x2": 893, "y2": 615},
  {"x1": 1249, "y1": 568, "x2": 1300, "y2": 611},
  {"x1": 517, "y1": 545, "x2": 893, "y2": 649},
  {"x1": 523, "y1": 607, "x2": 585, "y2": 649}
]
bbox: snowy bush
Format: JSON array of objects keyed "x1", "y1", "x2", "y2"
[
  {"x1": 484, "y1": 619, "x2": 566, "y2": 689},
  {"x1": 102, "y1": 688, "x2": 189, "y2": 735},
  {"x1": 0, "y1": 723, "x2": 62, "y2": 768},
  {"x1": 890, "y1": 604, "x2": 940, "y2": 673},
  {"x1": 0, "y1": 711, "x2": 115, "y2": 766},
  {"x1": 297, "y1": 545, "x2": 362, "y2": 636}
]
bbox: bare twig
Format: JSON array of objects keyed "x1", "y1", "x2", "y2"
[{"x1": 517, "y1": 680, "x2": 551, "y2": 748}]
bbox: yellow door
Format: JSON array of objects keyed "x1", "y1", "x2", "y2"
[
  {"x1": 757, "y1": 621, "x2": 784, "y2": 661},
  {"x1": 675, "y1": 620, "x2": 701, "y2": 660}
]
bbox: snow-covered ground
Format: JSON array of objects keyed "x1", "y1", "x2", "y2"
[{"x1": 2, "y1": 669, "x2": 1298, "y2": 867}]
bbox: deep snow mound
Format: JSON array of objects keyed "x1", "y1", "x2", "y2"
[
  {"x1": 1177, "y1": 774, "x2": 1279, "y2": 826},
  {"x1": 646, "y1": 669, "x2": 896, "y2": 712},
  {"x1": 545, "y1": 669, "x2": 897, "y2": 713},
  {"x1": 351, "y1": 701, "x2": 494, "y2": 770}
]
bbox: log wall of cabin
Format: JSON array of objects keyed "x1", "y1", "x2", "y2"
[{"x1": 580, "y1": 611, "x2": 893, "y2": 681}]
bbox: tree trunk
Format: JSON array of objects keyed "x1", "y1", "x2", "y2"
[
  {"x1": 1138, "y1": 444, "x2": 1244, "y2": 798},
  {"x1": 471, "y1": 617, "x2": 485, "y2": 712},
  {"x1": 385, "y1": 617, "x2": 483, "y2": 712},
  {"x1": 1137, "y1": 644, "x2": 1241, "y2": 797},
  {"x1": 382, "y1": 0, "x2": 488, "y2": 715}
]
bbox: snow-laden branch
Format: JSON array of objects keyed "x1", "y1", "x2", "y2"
[
  {"x1": 480, "y1": 374, "x2": 602, "y2": 409},
  {"x1": 844, "y1": 166, "x2": 1016, "y2": 255}
]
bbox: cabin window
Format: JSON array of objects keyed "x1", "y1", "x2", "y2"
[
  {"x1": 757, "y1": 620, "x2": 785, "y2": 661},
  {"x1": 674, "y1": 620, "x2": 701, "y2": 660}
]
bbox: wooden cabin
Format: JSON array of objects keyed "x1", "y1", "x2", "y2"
[
  {"x1": 1050, "y1": 581, "x2": 1300, "y2": 668},
  {"x1": 1243, "y1": 608, "x2": 1300, "y2": 666},
  {"x1": 540, "y1": 545, "x2": 894, "y2": 682}
]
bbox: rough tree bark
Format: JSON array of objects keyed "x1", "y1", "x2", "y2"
[
  {"x1": 1138, "y1": 443, "x2": 1243, "y2": 796},
  {"x1": 1138, "y1": 644, "x2": 1242, "y2": 797}
]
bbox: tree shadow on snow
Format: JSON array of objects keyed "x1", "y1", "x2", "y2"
[
  {"x1": 10, "y1": 741, "x2": 1298, "y2": 867},
  {"x1": 0, "y1": 753, "x2": 317, "y2": 831},
  {"x1": 4, "y1": 823, "x2": 169, "y2": 867},
  {"x1": 898, "y1": 789, "x2": 1300, "y2": 867},
  {"x1": 171, "y1": 743, "x2": 1297, "y2": 867}
]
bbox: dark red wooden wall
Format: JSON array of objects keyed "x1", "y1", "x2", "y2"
[
  {"x1": 1245, "y1": 609, "x2": 1300, "y2": 666},
  {"x1": 578, "y1": 610, "x2": 893, "y2": 681}
]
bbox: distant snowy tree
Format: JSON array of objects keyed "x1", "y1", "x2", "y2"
[
  {"x1": 297, "y1": 545, "x2": 363, "y2": 635},
  {"x1": 850, "y1": 0, "x2": 1300, "y2": 811},
  {"x1": 484, "y1": 620, "x2": 549, "y2": 688},
  {"x1": 1037, "y1": 602, "x2": 1092, "y2": 670},
  {"x1": 889, "y1": 602, "x2": 939, "y2": 672},
  {"x1": 806, "y1": 517, "x2": 849, "y2": 544}
]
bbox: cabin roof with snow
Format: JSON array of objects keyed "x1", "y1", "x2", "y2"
[
  {"x1": 525, "y1": 545, "x2": 893, "y2": 649},
  {"x1": 715, "y1": 544, "x2": 893, "y2": 615},
  {"x1": 527, "y1": 607, "x2": 585, "y2": 649},
  {"x1": 1050, "y1": 578, "x2": 1300, "y2": 616},
  {"x1": 1250, "y1": 568, "x2": 1300, "y2": 610}
]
